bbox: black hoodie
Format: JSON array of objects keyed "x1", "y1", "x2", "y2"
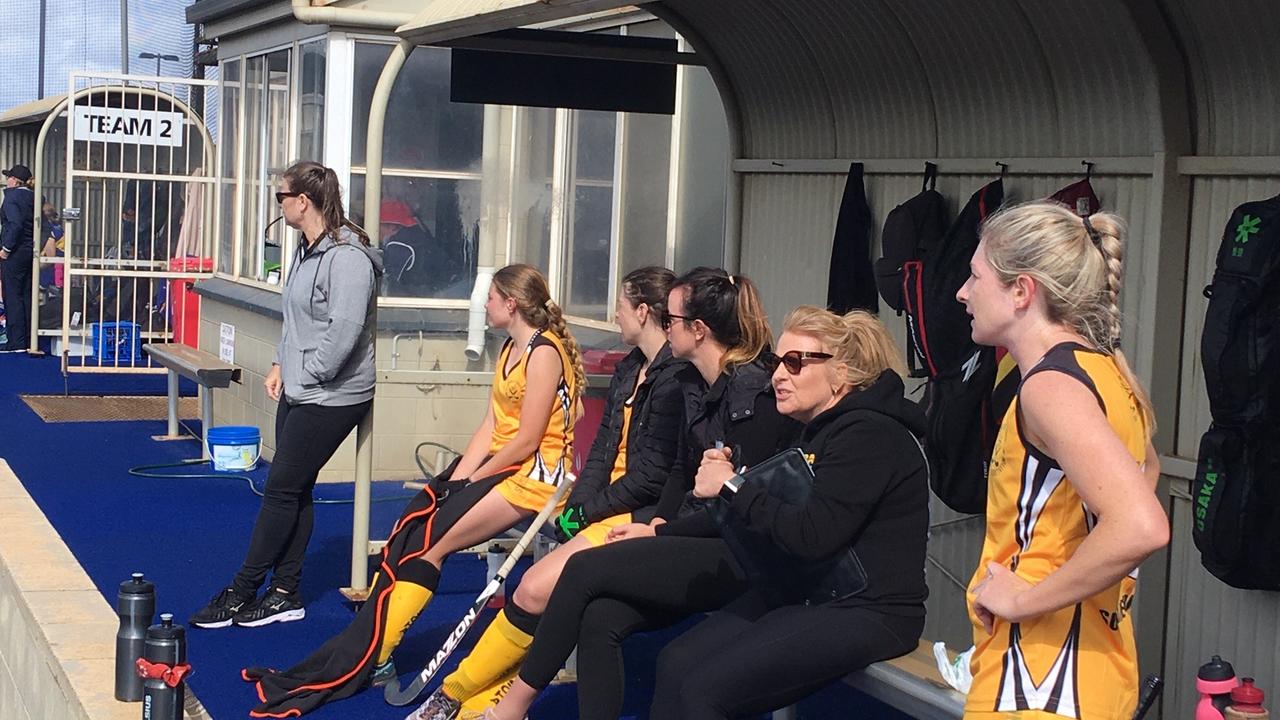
[{"x1": 712, "y1": 370, "x2": 930, "y2": 614}]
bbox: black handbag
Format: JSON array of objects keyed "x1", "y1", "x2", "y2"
[{"x1": 715, "y1": 448, "x2": 869, "y2": 605}]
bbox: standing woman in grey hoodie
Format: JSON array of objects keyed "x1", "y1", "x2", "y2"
[{"x1": 191, "y1": 161, "x2": 383, "y2": 629}]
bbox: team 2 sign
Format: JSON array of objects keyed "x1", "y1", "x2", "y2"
[{"x1": 72, "y1": 107, "x2": 185, "y2": 148}]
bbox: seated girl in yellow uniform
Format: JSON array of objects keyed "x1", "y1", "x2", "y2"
[
  {"x1": 242, "y1": 263, "x2": 586, "y2": 718},
  {"x1": 416, "y1": 266, "x2": 701, "y2": 719},
  {"x1": 956, "y1": 202, "x2": 1169, "y2": 720}
]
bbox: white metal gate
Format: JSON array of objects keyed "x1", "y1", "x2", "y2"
[{"x1": 60, "y1": 72, "x2": 218, "y2": 373}]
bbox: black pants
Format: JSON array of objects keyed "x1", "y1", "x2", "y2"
[
  {"x1": 651, "y1": 591, "x2": 923, "y2": 719},
  {"x1": 232, "y1": 396, "x2": 371, "y2": 596},
  {"x1": 2, "y1": 242, "x2": 33, "y2": 349},
  {"x1": 519, "y1": 536, "x2": 749, "y2": 720}
]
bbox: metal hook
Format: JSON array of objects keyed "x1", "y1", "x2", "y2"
[
  {"x1": 1082, "y1": 160, "x2": 1095, "y2": 180},
  {"x1": 996, "y1": 161, "x2": 1009, "y2": 179}
]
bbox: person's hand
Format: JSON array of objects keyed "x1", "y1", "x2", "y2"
[
  {"x1": 607, "y1": 522, "x2": 656, "y2": 542},
  {"x1": 970, "y1": 562, "x2": 1034, "y2": 634},
  {"x1": 264, "y1": 364, "x2": 283, "y2": 401},
  {"x1": 693, "y1": 447, "x2": 736, "y2": 498},
  {"x1": 0, "y1": 248, "x2": 9, "y2": 261},
  {"x1": 554, "y1": 504, "x2": 588, "y2": 543}
]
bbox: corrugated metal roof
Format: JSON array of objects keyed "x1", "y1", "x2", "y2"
[
  {"x1": 660, "y1": 0, "x2": 1161, "y2": 159},
  {"x1": 0, "y1": 95, "x2": 67, "y2": 129}
]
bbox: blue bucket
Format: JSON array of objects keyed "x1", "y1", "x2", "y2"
[{"x1": 207, "y1": 425, "x2": 261, "y2": 472}]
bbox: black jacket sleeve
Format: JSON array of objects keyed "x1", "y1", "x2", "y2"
[
  {"x1": 565, "y1": 370, "x2": 624, "y2": 512},
  {"x1": 579, "y1": 367, "x2": 688, "y2": 522},
  {"x1": 1, "y1": 193, "x2": 21, "y2": 252},
  {"x1": 723, "y1": 415, "x2": 899, "y2": 561}
]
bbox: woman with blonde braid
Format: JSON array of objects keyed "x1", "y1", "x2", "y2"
[
  {"x1": 243, "y1": 263, "x2": 588, "y2": 717},
  {"x1": 957, "y1": 201, "x2": 1168, "y2": 719}
]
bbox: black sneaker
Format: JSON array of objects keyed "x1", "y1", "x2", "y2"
[
  {"x1": 190, "y1": 586, "x2": 256, "y2": 629},
  {"x1": 370, "y1": 659, "x2": 396, "y2": 688},
  {"x1": 232, "y1": 587, "x2": 305, "y2": 627}
]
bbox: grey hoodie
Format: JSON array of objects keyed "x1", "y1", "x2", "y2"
[{"x1": 275, "y1": 226, "x2": 384, "y2": 406}]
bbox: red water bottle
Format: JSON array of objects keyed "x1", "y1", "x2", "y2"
[
  {"x1": 1225, "y1": 678, "x2": 1269, "y2": 720},
  {"x1": 1197, "y1": 656, "x2": 1240, "y2": 720}
]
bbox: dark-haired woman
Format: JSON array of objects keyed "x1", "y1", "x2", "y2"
[
  {"x1": 191, "y1": 161, "x2": 382, "y2": 629},
  {"x1": 415, "y1": 267, "x2": 701, "y2": 718},
  {"x1": 470, "y1": 267, "x2": 801, "y2": 720}
]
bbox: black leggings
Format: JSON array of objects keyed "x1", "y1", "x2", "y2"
[
  {"x1": 233, "y1": 396, "x2": 371, "y2": 596},
  {"x1": 1, "y1": 242, "x2": 32, "y2": 349},
  {"x1": 519, "y1": 536, "x2": 749, "y2": 720},
  {"x1": 651, "y1": 591, "x2": 923, "y2": 719}
]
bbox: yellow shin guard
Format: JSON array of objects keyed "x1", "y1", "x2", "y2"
[
  {"x1": 441, "y1": 609, "x2": 533, "y2": 704},
  {"x1": 376, "y1": 581, "x2": 433, "y2": 665}
]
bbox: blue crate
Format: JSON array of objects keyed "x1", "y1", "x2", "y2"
[{"x1": 91, "y1": 321, "x2": 142, "y2": 362}]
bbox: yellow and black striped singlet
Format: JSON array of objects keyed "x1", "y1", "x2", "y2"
[
  {"x1": 489, "y1": 330, "x2": 577, "y2": 511},
  {"x1": 966, "y1": 343, "x2": 1147, "y2": 720}
]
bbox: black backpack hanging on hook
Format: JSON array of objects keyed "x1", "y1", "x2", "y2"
[
  {"x1": 874, "y1": 163, "x2": 950, "y2": 359},
  {"x1": 1193, "y1": 193, "x2": 1280, "y2": 590}
]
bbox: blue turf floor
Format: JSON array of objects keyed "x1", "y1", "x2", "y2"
[{"x1": 0, "y1": 353, "x2": 911, "y2": 719}]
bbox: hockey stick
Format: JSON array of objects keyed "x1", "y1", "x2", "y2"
[{"x1": 385, "y1": 476, "x2": 575, "y2": 708}]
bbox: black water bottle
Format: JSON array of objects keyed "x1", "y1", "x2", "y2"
[
  {"x1": 115, "y1": 572, "x2": 155, "y2": 701},
  {"x1": 141, "y1": 613, "x2": 186, "y2": 720}
]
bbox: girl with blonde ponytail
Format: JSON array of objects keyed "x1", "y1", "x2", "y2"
[
  {"x1": 957, "y1": 201, "x2": 1169, "y2": 719},
  {"x1": 244, "y1": 263, "x2": 592, "y2": 717}
]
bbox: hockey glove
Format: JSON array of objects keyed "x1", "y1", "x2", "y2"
[{"x1": 554, "y1": 504, "x2": 589, "y2": 543}]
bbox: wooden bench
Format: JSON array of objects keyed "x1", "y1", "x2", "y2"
[
  {"x1": 772, "y1": 640, "x2": 965, "y2": 720},
  {"x1": 142, "y1": 343, "x2": 242, "y2": 456}
]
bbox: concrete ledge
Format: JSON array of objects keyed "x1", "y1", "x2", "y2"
[
  {"x1": 845, "y1": 640, "x2": 966, "y2": 720},
  {"x1": 0, "y1": 459, "x2": 210, "y2": 720}
]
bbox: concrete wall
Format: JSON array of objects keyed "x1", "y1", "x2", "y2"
[{"x1": 198, "y1": 297, "x2": 493, "y2": 482}]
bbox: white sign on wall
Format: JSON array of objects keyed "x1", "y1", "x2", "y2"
[
  {"x1": 72, "y1": 106, "x2": 185, "y2": 147},
  {"x1": 219, "y1": 322, "x2": 235, "y2": 363}
]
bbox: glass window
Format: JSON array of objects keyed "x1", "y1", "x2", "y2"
[
  {"x1": 509, "y1": 107, "x2": 555, "y2": 275},
  {"x1": 217, "y1": 59, "x2": 240, "y2": 274},
  {"x1": 350, "y1": 174, "x2": 481, "y2": 301},
  {"x1": 297, "y1": 40, "x2": 326, "y2": 165},
  {"x1": 238, "y1": 49, "x2": 290, "y2": 284},
  {"x1": 351, "y1": 43, "x2": 482, "y2": 172},
  {"x1": 562, "y1": 110, "x2": 616, "y2": 320}
]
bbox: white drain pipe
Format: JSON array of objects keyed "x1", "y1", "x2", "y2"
[
  {"x1": 291, "y1": 0, "x2": 412, "y2": 29},
  {"x1": 466, "y1": 103, "x2": 504, "y2": 361}
]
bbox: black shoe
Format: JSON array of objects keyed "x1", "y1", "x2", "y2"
[
  {"x1": 370, "y1": 659, "x2": 397, "y2": 688},
  {"x1": 232, "y1": 586, "x2": 305, "y2": 627},
  {"x1": 190, "y1": 586, "x2": 256, "y2": 628}
]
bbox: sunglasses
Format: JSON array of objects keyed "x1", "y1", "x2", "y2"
[
  {"x1": 764, "y1": 350, "x2": 834, "y2": 375},
  {"x1": 660, "y1": 311, "x2": 695, "y2": 331},
  {"x1": 275, "y1": 191, "x2": 303, "y2": 204}
]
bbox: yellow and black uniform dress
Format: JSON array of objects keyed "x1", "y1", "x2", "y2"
[
  {"x1": 488, "y1": 331, "x2": 578, "y2": 511},
  {"x1": 244, "y1": 330, "x2": 576, "y2": 718},
  {"x1": 574, "y1": 401, "x2": 634, "y2": 545},
  {"x1": 965, "y1": 342, "x2": 1147, "y2": 720}
]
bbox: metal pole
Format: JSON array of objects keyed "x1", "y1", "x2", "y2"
[
  {"x1": 120, "y1": 0, "x2": 130, "y2": 73},
  {"x1": 37, "y1": 0, "x2": 46, "y2": 98},
  {"x1": 167, "y1": 370, "x2": 179, "y2": 437},
  {"x1": 348, "y1": 38, "x2": 413, "y2": 595},
  {"x1": 200, "y1": 386, "x2": 212, "y2": 458}
]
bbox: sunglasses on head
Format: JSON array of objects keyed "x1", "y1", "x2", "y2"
[
  {"x1": 275, "y1": 191, "x2": 303, "y2": 204},
  {"x1": 660, "y1": 311, "x2": 695, "y2": 331},
  {"x1": 763, "y1": 350, "x2": 834, "y2": 375}
]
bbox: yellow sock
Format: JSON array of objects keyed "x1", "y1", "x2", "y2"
[
  {"x1": 376, "y1": 581, "x2": 433, "y2": 665},
  {"x1": 441, "y1": 609, "x2": 533, "y2": 702},
  {"x1": 459, "y1": 666, "x2": 521, "y2": 712}
]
